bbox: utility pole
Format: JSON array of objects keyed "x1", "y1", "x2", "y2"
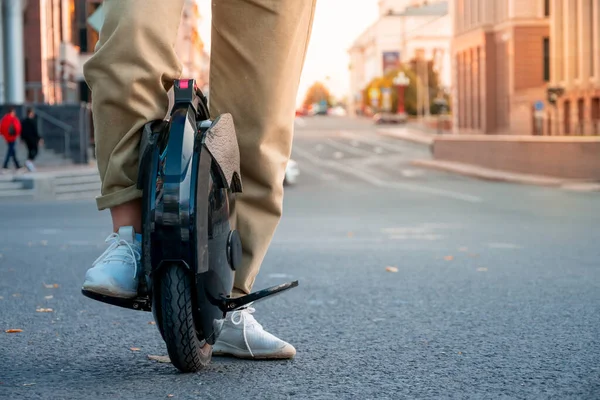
[
  {"x1": 3, "y1": 0, "x2": 25, "y2": 104},
  {"x1": 0, "y1": 2, "x2": 5, "y2": 104}
]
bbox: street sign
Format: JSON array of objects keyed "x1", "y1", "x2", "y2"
[{"x1": 534, "y1": 100, "x2": 544, "y2": 111}]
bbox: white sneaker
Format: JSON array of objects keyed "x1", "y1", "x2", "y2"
[
  {"x1": 82, "y1": 226, "x2": 141, "y2": 299},
  {"x1": 212, "y1": 307, "x2": 296, "y2": 359},
  {"x1": 25, "y1": 160, "x2": 36, "y2": 172}
]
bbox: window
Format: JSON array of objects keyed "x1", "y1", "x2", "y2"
[
  {"x1": 564, "y1": 100, "x2": 571, "y2": 135},
  {"x1": 543, "y1": 37, "x2": 550, "y2": 82},
  {"x1": 544, "y1": 0, "x2": 550, "y2": 16}
]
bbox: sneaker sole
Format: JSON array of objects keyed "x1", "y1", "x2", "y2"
[
  {"x1": 81, "y1": 284, "x2": 137, "y2": 299},
  {"x1": 212, "y1": 342, "x2": 296, "y2": 360}
]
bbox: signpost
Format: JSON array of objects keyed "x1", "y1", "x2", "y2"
[
  {"x1": 534, "y1": 100, "x2": 545, "y2": 135},
  {"x1": 393, "y1": 71, "x2": 410, "y2": 116}
]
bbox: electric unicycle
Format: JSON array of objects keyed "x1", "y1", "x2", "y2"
[{"x1": 82, "y1": 79, "x2": 298, "y2": 372}]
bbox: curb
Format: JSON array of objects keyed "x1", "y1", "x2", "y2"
[{"x1": 411, "y1": 159, "x2": 600, "y2": 192}]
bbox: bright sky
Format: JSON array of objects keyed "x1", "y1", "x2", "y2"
[{"x1": 197, "y1": 0, "x2": 380, "y2": 107}]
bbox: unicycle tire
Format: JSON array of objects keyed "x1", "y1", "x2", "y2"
[{"x1": 157, "y1": 264, "x2": 212, "y2": 372}]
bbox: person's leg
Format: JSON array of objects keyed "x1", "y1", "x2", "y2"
[
  {"x1": 81, "y1": 0, "x2": 184, "y2": 298},
  {"x1": 25, "y1": 143, "x2": 37, "y2": 171},
  {"x1": 2, "y1": 144, "x2": 10, "y2": 169},
  {"x1": 209, "y1": 0, "x2": 316, "y2": 359},
  {"x1": 8, "y1": 142, "x2": 20, "y2": 169}
]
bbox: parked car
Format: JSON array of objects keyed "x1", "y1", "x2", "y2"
[{"x1": 284, "y1": 159, "x2": 299, "y2": 186}]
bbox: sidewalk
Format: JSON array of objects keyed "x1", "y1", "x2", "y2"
[
  {"x1": 0, "y1": 162, "x2": 101, "y2": 200},
  {"x1": 411, "y1": 159, "x2": 600, "y2": 192},
  {"x1": 377, "y1": 123, "x2": 438, "y2": 145},
  {"x1": 376, "y1": 124, "x2": 600, "y2": 192}
]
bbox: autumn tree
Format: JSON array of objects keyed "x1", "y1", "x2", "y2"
[
  {"x1": 362, "y1": 61, "x2": 449, "y2": 116},
  {"x1": 303, "y1": 81, "x2": 333, "y2": 108}
]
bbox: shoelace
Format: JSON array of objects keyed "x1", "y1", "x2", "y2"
[
  {"x1": 92, "y1": 233, "x2": 141, "y2": 279},
  {"x1": 229, "y1": 306, "x2": 262, "y2": 358}
]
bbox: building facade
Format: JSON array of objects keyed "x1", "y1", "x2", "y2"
[
  {"x1": 348, "y1": 0, "x2": 451, "y2": 116},
  {"x1": 451, "y1": 0, "x2": 550, "y2": 135},
  {"x1": 2, "y1": 0, "x2": 207, "y2": 105},
  {"x1": 549, "y1": 0, "x2": 600, "y2": 135}
]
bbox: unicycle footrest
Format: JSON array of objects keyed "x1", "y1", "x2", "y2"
[
  {"x1": 219, "y1": 280, "x2": 299, "y2": 313},
  {"x1": 81, "y1": 289, "x2": 152, "y2": 312}
]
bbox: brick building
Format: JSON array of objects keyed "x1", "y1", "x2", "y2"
[
  {"x1": 23, "y1": 0, "x2": 80, "y2": 104},
  {"x1": 549, "y1": 0, "x2": 600, "y2": 135},
  {"x1": 21, "y1": 0, "x2": 207, "y2": 105},
  {"x1": 451, "y1": 0, "x2": 550, "y2": 135}
]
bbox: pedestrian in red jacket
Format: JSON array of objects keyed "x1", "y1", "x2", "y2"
[{"x1": 1, "y1": 107, "x2": 23, "y2": 171}]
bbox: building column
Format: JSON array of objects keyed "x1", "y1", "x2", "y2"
[
  {"x1": 550, "y1": 0, "x2": 563, "y2": 83},
  {"x1": 4, "y1": 0, "x2": 25, "y2": 103},
  {"x1": 578, "y1": 0, "x2": 592, "y2": 81},
  {"x1": 563, "y1": 0, "x2": 576, "y2": 87},
  {"x1": 593, "y1": 0, "x2": 600, "y2": 80}
]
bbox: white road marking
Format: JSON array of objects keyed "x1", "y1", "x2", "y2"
[
  {"x1": 327, "y1": 138, "x2": 376, "y2": 157},
  {"x1": 333, "y1": 151, "x2": 344, "y2": 159},
  {"x1": 339, "y1": 130, "x2": 418, "y2": 153},
  {"x1": 292, "y1": 146, "x2": 483, "y2": 203},
  {"x1": 290, "y1": 157, "x2": 336, "y2": 181}
]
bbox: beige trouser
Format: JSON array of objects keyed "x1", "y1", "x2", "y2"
[{"x1": 83, "y1": 0, "x2": 316, "y2": 295}]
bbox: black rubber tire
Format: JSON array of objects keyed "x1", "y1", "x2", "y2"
[{"x1": 157, "y1": 264, "x2": 212, "y2": 372}]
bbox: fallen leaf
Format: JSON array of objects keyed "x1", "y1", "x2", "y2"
[
  {"x1": 0, "y1": 296, "x2": 3, "y2": 300},
  {"x1": 458, "y1": 247, "x2": 468, "y2": 252},
  {"x1": 385, "y1": 266, "x2": 398, "y2": 273},
  {"x1": 148, "y1": 321, "x2": 156, "y2": 325},
  {"x1": 130, "y1": 347, "x2": 141, "y2": 351},
  {"x1": 347, "y1": 232, "x2": 354, "y2": 238},
  {"x1": 40, "y1": 240, "x2": 48, "y2": 246},
  {"x1": 458, "y1": 351, "x2": 463, "y2": 355},
  {"x1": 477, "y1": 267, "x2": 488, "y2": 272},
  {"x1": 12, "y1": 293, "x2": 21, "y2": 297},
  {"x1": 22, "y1": 383, "x2": 36, "y2": 386},
  {"x1": 5, "y1": 329, "x2": 23, "y2": 333},
  {"x1": 444, "y1": 256, "x2": 454, "y2": 261},
  {"x1": 148, "y1": 355, "x2": 171, "y2": 363},
  {"x1": 43, "y1": 283, "x2": 59, "y2": 289},
  {"x1": 468, "y1": 253, "x2": 479, "y2": 258},
  {"x1": 44, "y1": 295, "x2": 53, "y2": 300},
  {"x1": 36, "y1": 308, "x2": 53, "y2": 313},
  {"x1": 167, "y1": 395, "x2": 174, "y2": 398}
]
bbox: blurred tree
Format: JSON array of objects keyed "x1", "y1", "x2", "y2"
[
  {"x1": 303, "y1": 81, "x2": 333, "y2": 108},
  {"x1": 362, "y1": 67, "x2": 418, "y2": 115},
  {"x1": 361, "y1": 60, "x2": 450, "y2": 116}
]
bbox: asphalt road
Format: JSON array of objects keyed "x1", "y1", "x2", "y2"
[{"x1": 1, "y1": 116, "x2": 599, "y2": 399}]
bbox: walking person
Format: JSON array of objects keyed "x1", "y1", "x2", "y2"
[
  {"x1": 0, "y1": 107, "x2": 23, "y2": 173},
  {"x1": 20, "y1": 108, "x2": 43, "y2": 172}
]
